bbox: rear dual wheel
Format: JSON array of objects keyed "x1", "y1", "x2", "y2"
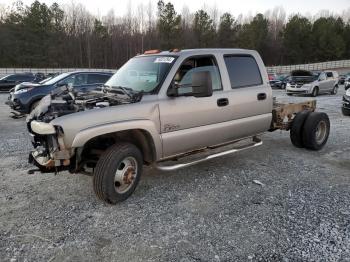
[{"x1": 290, "y1": 111, "x2": 330, "y2": 150}]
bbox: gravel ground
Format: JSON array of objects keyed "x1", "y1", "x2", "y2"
[{"x1": 0, "y1": 88, "x2": 349, "y2": 262}]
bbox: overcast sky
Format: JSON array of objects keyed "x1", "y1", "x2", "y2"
[{"x1": 1, "y1": 0, "x2": 349, "y2": 18}]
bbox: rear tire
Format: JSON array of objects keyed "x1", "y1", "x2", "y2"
[
  {"x1": 93, "y1": 142, "x2": 143, "y2": 204},
  {"x1": 302, "y1": 112, "x2": 330, "y2": 151},
  {"x1": 331, "y1": 85, "x2": 338, "y2": 95},
  {"x1": 290, "y1": 110, "x2": 311, "y2": 148}
]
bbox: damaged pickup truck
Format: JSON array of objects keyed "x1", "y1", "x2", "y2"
[{"x1": 27, "y1": 49, "x2": 330, "y2": 204}]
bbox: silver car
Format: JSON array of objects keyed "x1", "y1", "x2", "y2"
[{"x1": 286, "y1": 70, "x2": 339, "y2": 97}]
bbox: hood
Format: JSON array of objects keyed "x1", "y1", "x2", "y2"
[
  {"x1": 14, "y1": 82, "x2": 43, "y2": 92},
  {"x1": 26, "y1": 86, "x2": 145, "y2": 124}
]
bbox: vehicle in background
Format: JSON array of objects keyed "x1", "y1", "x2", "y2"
[
  {"x1": 269, "y1": 74, "x2": 291, "y2": 89},
  {"x1": 268, "y1": 73, "x2": 277, "y2": 81},
  {"x1": 286, "y1": 70, "x2": 339, "y2": 97},
  {"x1": 339, "y1": 74, "x2": 347, "y2": 85},
  {"x1": 344, "y1": 76, "x2": 350, "y2": 90},
  {"x1": 342, "y1": 89, "x2": 350, "y2": 116},
  {"x1": 6, "y1": 71, "x2": 113, "y2": 114},
  {"x1": 9, "y1": 75, "x2": 55, "y2": 93},
  {"x1": 0, "y1": 73, "x2": 36, "y2": 92}
]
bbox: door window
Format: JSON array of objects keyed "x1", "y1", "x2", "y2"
[
  {"x1": 326, "y1": 72, "x2": 333, "y2": 78},
  {"x1": 172, "y1": 56, "x2": 222, "y2": 95},
  {"x1": 224, "y1": 55, "x2": 262, "y2": 88},
  {"x1": 87, "y1": 74, "x2": 111, "y2": 84}
]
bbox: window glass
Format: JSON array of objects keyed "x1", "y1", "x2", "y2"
[
  {"x1": 224, "y1": 55, "x2": 262, "y2": 88},
  {"x1": 319, "y1": 73, "x2": 326, "y2": 81},
  {"x1": 173, "y1": 56, "x2": 222, "y2": 95},
  {"x1": 88, "y1": 74, "x2": 111, "y2": 84},
  {"x1": 105, "y1": 56, "x2": 176, "y2": 93},
  {"x1": 326, "y1": 72, "x2": 333, "y2": 78},
  {"x1": 58, "y1": 74, "x2": 88, "y2": 86}
]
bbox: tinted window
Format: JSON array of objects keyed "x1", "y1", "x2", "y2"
[
  {"x1": 224, "y1": 55, "x2": 262, "y2": 88},
  {"x1": 87, "y1": 74, "x2": 111, "y2": 84},
  {"x1": 326, "y1": 72, "x2": 333, "y2": 78}
]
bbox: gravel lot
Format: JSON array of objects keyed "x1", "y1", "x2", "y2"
[{"x1": 0, "y1": 88, "x2": 349, "y2": 262}]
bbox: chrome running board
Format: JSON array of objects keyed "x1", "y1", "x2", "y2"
[{"x1": 154, "y1": 137, "x2": 263, "y2": 171}]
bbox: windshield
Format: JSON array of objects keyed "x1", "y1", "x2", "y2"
[
  {"x1": 0, "y1": 74, "x2": 11, "y2": 80},
  {"x1": 105, "y1": 55, "x2": 176, "y2": 93},
  {"x1": 43, "y1": 72, "x2": 70, "y2": 85}
]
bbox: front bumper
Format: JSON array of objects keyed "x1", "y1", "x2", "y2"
[
  {"x1": 342, "y1": 95, "x2": 350, "y2": 110},
  {"x1": 6, "y1": 93, "x2": 26, "y2": 113},
  {"x1": 27, "y1": 123, "x2": 72, "y2": 172},
  {"x1": 286, "y1": 85, "x2": 312, "y2": 94}
]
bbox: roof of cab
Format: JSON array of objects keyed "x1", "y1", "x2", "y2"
[{"x1": 138, "y1": 48, "x2": 257, "y2": 57}]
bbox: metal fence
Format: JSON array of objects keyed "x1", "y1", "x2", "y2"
[
  {"x1": 1, "y1": 59, "x2": 350, "y2": 77},
  {"x1": 266, "y1": 60, "x2": 350, "y2": 74},
  {"x1": 0, "y1": 68, "x2": 116, "y2": 77}
]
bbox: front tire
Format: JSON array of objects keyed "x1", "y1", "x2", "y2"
[
  {"x1": 93, "y1": 142, "x2": 143, "y2": 204},
  {"x1": 311, "y1": 87, "x2": 319, "y2": 97},
  {"x1": 302, "y1": 112, "x2": 330, "y2": 151}
]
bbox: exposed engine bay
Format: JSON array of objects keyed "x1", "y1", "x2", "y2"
[
  {"x1": 26, "y1": 85, "x2": 143, "y2": 173},
  {"x1": 27, "y1": 85, "x2": 143, "y2": 123}
]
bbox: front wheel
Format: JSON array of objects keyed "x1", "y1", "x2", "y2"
[
  {"x1": 93, "y1": 142, "x2": 143, "y2": 204},
  {"x1": 311, "y1": 87, "x2": 319, "y2": 97}
]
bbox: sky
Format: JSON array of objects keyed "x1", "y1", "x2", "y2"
[{"x1": 0, "y1": 0, "x2": 349, "y2": 18}]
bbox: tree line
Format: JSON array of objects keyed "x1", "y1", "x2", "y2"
[{"x1": 0, "y1": 0, "x2": 349, "y2": 68}]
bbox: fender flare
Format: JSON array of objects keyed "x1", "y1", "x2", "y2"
[{"x1": 71, "y1": 120, "x2": 163, "y2": 160}]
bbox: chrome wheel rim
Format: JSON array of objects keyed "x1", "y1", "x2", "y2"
[
  {"x1": 315, "y1": 120, "x2": 327, "y2": 145},
  {"x1": 114, "y1": 156, "x2": 138, "y2": 194}
]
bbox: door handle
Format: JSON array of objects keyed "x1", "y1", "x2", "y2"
[
  {"x1": 257, "y1": 93, "x2": 267, "y2": 101},
  {"x1": 217, "y1": 98, "x2": 229, "y2": 107}
]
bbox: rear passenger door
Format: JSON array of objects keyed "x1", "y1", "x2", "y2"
[{"x1": 221, "y1": 54, "x2": 272, "y2": 139}]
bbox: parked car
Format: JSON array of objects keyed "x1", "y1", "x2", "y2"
[
  {"x1": 342, "y1": 88, "x2": 350, "y2": 116},
  {"x1": 269, "y1": 75, "x2": 291, "y2": 89},
  {"x1": 26, "y1": 49, "x2": 330, "y2": 204},
  {"x1": 344, "y1": 76, "x2": 350, "y2": 90},
  {"x1": 286, "y1": 70, "x2": 339, "y2": 97},
  {"x1": 0, "y1": 73, "x2": 36, "y2": 92},
  {"x1": 7, "y1": 71, "x2": 113, "y2": 114}
]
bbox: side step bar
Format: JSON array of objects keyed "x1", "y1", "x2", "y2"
[{"x1": 154, "y1": 137, "x2": 263, "y2": 171}]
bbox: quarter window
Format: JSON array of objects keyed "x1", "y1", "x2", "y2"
[{"x1": 224, "y1": 55, "x2": 262, "y2": 89}]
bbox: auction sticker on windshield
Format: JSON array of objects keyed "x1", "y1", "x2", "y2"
[{"x1": 154, "y1": 57, "x2": 175, "y2": 63}]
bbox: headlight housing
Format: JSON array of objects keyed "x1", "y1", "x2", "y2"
[
  {"x1": 14, "y1": 87, "x2": 34, "y2": 94},
  {"x1": 346, "y1": 89, "x2": 350, "y2": 96},
  {"x1": 30, "y1": 121, "x2": 56, "y2": 135},
  {"x1": 286, "y1": 83, "x2": 291, "y2": 88}
]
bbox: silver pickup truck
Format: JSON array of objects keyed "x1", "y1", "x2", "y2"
[{"x1": 26, "y1": 49, "x2": 330, "y2": 204}]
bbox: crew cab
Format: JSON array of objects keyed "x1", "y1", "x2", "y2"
[
  {"x1": 286, "y1": 70, "x2": 339, "y2": 97},
  {"x1": 26, "y1": 49, "x2": 330, "y2": 204}
]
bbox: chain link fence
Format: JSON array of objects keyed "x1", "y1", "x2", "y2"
[{"x1": 0, "y1": 68, "x2": 116, "y2": 77}]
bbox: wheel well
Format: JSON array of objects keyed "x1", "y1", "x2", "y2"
[
  {"x1": 29, "y1": 97, "x2": 43, "y2": 112},
  {"x1": 79, "y1": 129, "x2": 156, "y2": 169}
]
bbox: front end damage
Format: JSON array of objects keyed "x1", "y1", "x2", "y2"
[{"x1": 26, "y1": 86, "x2": 143, "y2": 173}]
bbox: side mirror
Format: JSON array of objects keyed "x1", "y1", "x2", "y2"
[
  {"x1": 167, "y1": 82, "x2": 179, "y2": 97},
  {"x1": 191, "y1": 71, "x2": 213, "y2": 98}
]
